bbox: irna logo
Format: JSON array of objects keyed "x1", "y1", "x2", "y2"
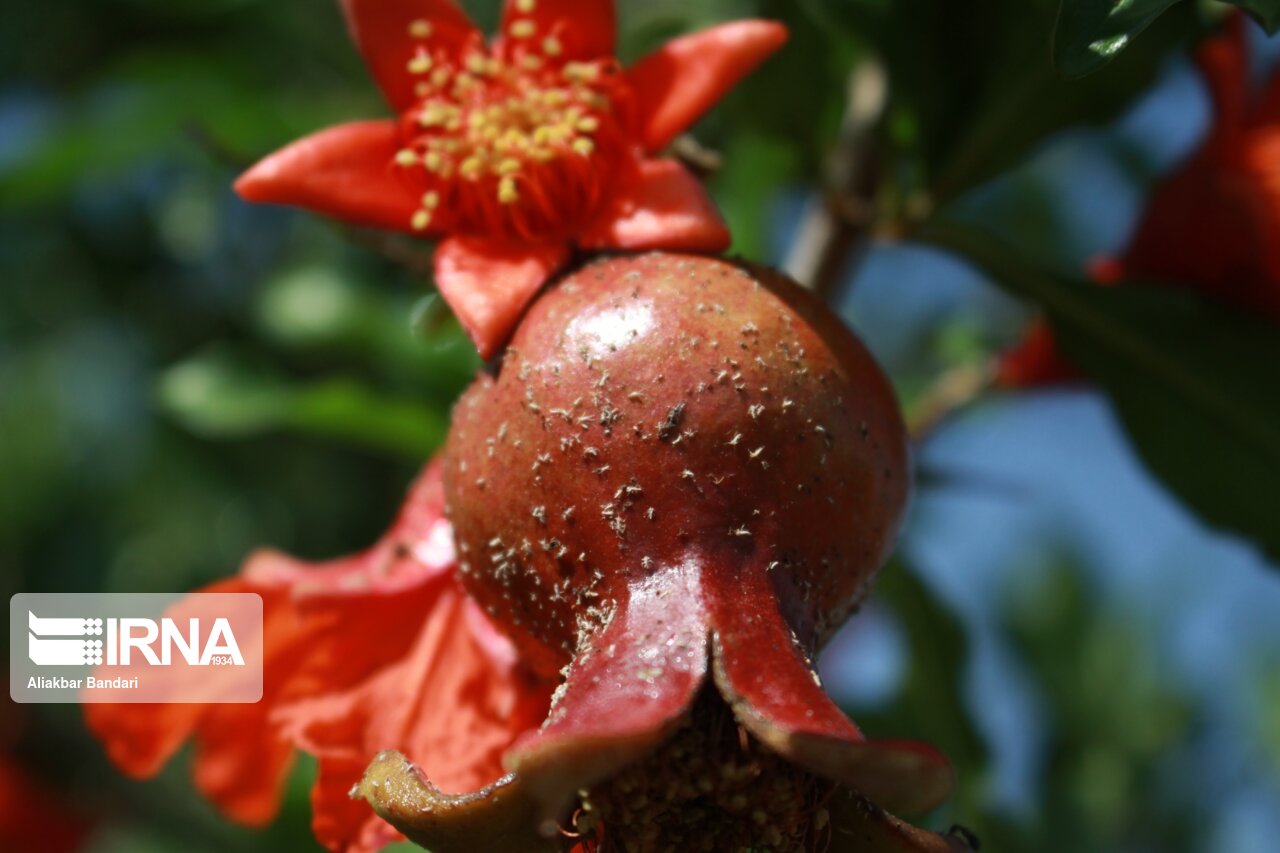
[
  {"x1": 27, "y1": 611, "x2": 245, "y2": 667},
  {"x1": 11, "y1": 592, "x2": 263, "y2": 704}
]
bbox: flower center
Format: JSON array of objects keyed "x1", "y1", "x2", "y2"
[
  {"x1": 393, "y1": 17, "x2": 631, "y2": 241},
  {"x1": 565, "y1": 690, "x2": 835, "y2": 852}
]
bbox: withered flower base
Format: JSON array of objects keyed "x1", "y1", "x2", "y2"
[
  {"x1": 359, "y1": 689, "x2": 966, "y2": 852},
  {"x1": 356, "y1": 253, "x2": 960, "y2": 852}
]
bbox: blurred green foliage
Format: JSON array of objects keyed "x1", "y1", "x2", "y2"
[{"x1": 857, "y1": 560, "x2": 1207, "y2": 852}]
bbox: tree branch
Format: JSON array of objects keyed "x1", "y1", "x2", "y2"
[{"x1": 783, "y1": 59, "x2": 888, "y2": 303}]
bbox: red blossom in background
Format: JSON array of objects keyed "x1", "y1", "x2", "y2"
[
  {"x1": 235, "y1": 0, "x2": 787, "y2": 358},
  {"x1": 0, "y1": 757, "x2": 92, "y2": 853},
  {"x1": 998, "y1": 13, "x2": 1280, "y2": 388},
  {"x1": 85, "y1": 462, "x2": 552, "y2": 853}
]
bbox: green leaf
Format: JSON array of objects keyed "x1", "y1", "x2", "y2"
[
  {"x1": 925, "y1": 223, "x2": 1280, "y2": 565},
  {"x1": 1054, "y1": 0, "x2": 1183, "y2": 78},
  {"x1": 1055, "y1": 0, "x2": 1280, "y2": 77},
  {"x1": 847, "y1": 0, "x2": 1197, "y2": 205},
  {"x1": 157, "y1": 348, "x2": 446, "y2": 459},
  {"x1": 1231, "y1": 0, "x2": 1280, "y2": 32}
]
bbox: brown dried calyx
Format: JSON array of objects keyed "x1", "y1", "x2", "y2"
[{"x1": 567, "y1": 688, "x2": 835, "y2": 853}]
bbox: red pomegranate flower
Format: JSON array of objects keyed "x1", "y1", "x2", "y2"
[
  {"x1": 999, "y1": 13, "x2": 1280, "y2": 387},
  {"x1": 235, "y1": 0, "x2": 787, "y2": 358},
  {"x1": 85, "y1": 462, "x2": 552, "y2": 852}
]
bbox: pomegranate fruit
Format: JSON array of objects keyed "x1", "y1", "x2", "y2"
[
  {"x1": 445, "y1": 251, "x2": 907, "y2": 668},
  {"x1": 437, "y1": 251, "x2": 950, "y2": 834}
]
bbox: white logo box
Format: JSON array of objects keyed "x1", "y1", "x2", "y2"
[{"x1": 10, "y1": 592, "x2": 263, "y2": 704}]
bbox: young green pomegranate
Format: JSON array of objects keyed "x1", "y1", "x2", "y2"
[{"x1": 427, "y1": 252, "x2": 953, "y2": 850}]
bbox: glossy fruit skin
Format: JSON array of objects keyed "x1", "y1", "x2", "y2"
[{"x1": 443, "y1": 252, "x2": 909, "y2": 677}]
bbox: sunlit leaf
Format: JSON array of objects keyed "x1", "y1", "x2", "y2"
[
  {"x1": 1054, "y1": 0, "x2": 1182, "y2": 78},
  {"x1": 1055, "y1": 0, "x2": 1280, "y2": 78}
]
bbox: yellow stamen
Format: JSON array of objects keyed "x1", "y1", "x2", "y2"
[
  {"x1": 500, "y1": 129, "x2": 528, "y2": 150},
  {"x1": 388, "y1": 40, "x2": 625, "y2": 232},
  {"x1": 563, "y1": 62, "x2": 599, "y2": 82},
  {"x1": 498, "y1": 176, "x2": 519, "y2": 204},
  {"x1": 408, "y1": 19, "x2": 433, "y2": 38},
  {"x1": 516, "y1": 0, "x2": 536, "y2": 11},
  {"x1": 510, "y1": 20, "x2": 536, "y2": 39},
  {"x1": 419, "y1": 104, "x2": 449, "y2": 126}
]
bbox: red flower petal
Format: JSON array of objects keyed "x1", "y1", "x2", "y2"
[
  {"x1": 433, "y1": 236, "x2": 569, "y2": 359},
  {"x1": 627, "y1": 20, "x2": 788, "y2": 153},
  {"x1": 87, "y1": 461, "x2": 550, "y2": 850},
  {"x1": 707, "y1": 566, "x2": 954, "y2": 816},
  {"x1": 234, "y1": 121, "x2": 421, "y2": 233},
  {"x1": 339, "y1": 0, "x2": 481, "y2": 112},
  {"x1": 83, "y1": 578, "x2": 304, "y2": 826},
  {"x1": 504, "y1": 562, "x2": 709, "y2": 822},
  {"x1": 191, "y1": 703, "x2": 297, "y2": 826},
  {"x1": 995, "y1": 320, "x2": 1081, "y2": 389},
  {"x1": 1194, "y1": 10, "x2": 1249, "y2": 143},
  {"x1": 1088, "y1": 255, "x2": 1125, "y2": 285},
  {"x1": 495, "y1": 0, "x2": 615, "y2": 62},
  {"x1": 279, "y1": 583, "x2": 550, "y2": 851},
  {"x1": 580, "y1": 158, "x2": 730, "y2": 253}
]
